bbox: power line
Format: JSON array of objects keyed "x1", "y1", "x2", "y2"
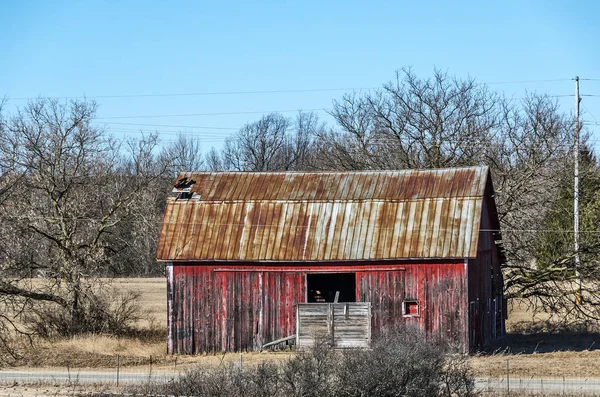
[
  {"x1": 3, "y1": 79, "x2": 577, "y2": 101},
  {"x1": 485, "y1": 78, "x2": 572, "y2": 84},
  {"x1": 581, "y1": 108, "x2": 599, "y2": 124},
  {"x1": 113, "y1": 136, "x2": 600, "y2": 150},
  {"x1": 95, "y1": 122, "x2": 239, "y2": 130},
  {"x1": 504, "y1": 94, "x2": 575, "y2": 98},
  {"x1": 95, "y1": 108, "x2": 329, "y2": 120},
  {"x1": 98, "y1": 127, "x2": 232, "y2": 138},
  {"x1": 4, "y1": 87, "x2": 379, "y2": 101},
  {"x1": 93, "y1": 97, "x2": 573, "y2": 121},
  {"x1": 7, "y1": 214, "x2": 600, "y2": 233}
]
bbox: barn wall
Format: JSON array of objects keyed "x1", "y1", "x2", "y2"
[
  {"x1": 168, "y1": 264, "x2": 304, "y2": 354},
  {"x1": 357, "y1": 262, "x2": 468, "y2": 348},
  {"x1": 167, "y1": 261, "x2": 468, "y2": 354},
  {"x1": 468, "y1": 194, "x2": 505, "y2": 349}
]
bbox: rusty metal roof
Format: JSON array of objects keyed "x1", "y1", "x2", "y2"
[{"x1": 157, "y1": 166, "x2": 490, "y2": 262}]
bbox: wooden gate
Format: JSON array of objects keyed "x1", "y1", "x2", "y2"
[{"x1": 296, "y1": 303, "x2": 371, "y2": 349}]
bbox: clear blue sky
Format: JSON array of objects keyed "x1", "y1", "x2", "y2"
[{"x1": 2, "y1": 1, "x2": 600, "y2": 152}]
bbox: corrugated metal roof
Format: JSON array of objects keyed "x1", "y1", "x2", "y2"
[
  {"x1": 157, "y1": 166, "x2": 490, "y2": 261},
  {"x1": 171, "y1": 167, "x2": 488, "y2": 201}
]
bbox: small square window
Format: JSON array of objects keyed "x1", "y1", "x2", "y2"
[{"x1": 403, "y1": 300, "x2": 420, "y2": 317}]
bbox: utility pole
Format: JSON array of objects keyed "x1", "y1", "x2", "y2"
[{"x1": 574, "y1": 76, "x2": 582, "y2": 305}]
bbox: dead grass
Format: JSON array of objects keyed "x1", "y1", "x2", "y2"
[
  {"x1": 108, "y1": 278, "x2": 167, "y2": 328},
  {"x1": 29, "y1": 335, "x2": 166, "y2": 368},
  {"x1": 3, "y1": 278, "x2": 167, "y2": 368},
  {"x1": 0, "y1": 384, "x2": 115, "y2": 397},
  {"x1": 505, "y1": 299, "x2": 553, "y2": 332},
  {"x1": 8, "y1": 278, "x2": 291, "y2": 370},
  {"x1": 7, "y1": 277, "x2": 600, "y2": 381},
  {"x1": 471, "y1": 349, "x2": 600, "y2": 378},
  {"x1": 470, "y1": 298, "x2": 600, "y2": 379}
]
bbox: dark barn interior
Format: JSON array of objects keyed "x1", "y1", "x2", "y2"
[{"x1": 307, "y1": 273, "x2": 356, "y2": 303}]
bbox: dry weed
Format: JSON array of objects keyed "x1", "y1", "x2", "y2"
[{"x1": 6, "y1": 278, "x2": 600, "y2": 383}]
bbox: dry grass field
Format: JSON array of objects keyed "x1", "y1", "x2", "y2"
[
  {"x1": 7, "y1": 278, "x2": 600, "y2": 379},
  {"x1": 470, "y1": 299, "x2": 600, "y2": 378},
  {"x1": 111, "y1": 278, "x2": 167, "y2": 328}
]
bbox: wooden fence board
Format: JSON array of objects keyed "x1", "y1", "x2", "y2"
[{"x1": 296, "y1": 303, "x2": 371, "y2": 349}]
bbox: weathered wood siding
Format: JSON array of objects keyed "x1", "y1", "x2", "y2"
[
  {"x1": 468, "y1": 192, "x2": 506, "y2": 350},
  {"x1": 159, "y1": 167, "x2": 505, "y2": 354},
  {"x1": 296, "y1": 303, "x2": 371, "y2": 349},
  {"x1": 167, "y1": 261, "x2": 468, "y2": 354},
  {"x1": 168, "y1": 265, "x2": 304, "y2": 354},
  {"x1": 357, "y1": 263, "x2": 468, "y2": 348}
]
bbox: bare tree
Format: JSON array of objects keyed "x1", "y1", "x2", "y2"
[
  {"x1": 327, "y1": 68, "x2": 497, "y2": 170},
  {"x1": 162, "y1": 133, "x2": 205, "y2": 173},
  {"x1": 311, "y1": 127, "x2": 376, "y2": 171},
  {"x1": 222, "y1": 113, "x2": 293, "y2": 171},
  {"x1": 291, "y1": 111, "x2": 324, "y2": 170},
  {"x1": 488, "y1": 95, "x2": 573, "y2": 265},
  {"x1": 0, "y1": 99, "x2": 169, "y2": 347},
  {"x1": 205, "y1": 147, "x2": 224, "y2": 171},
  {"x1": 319, "y1": 69, "x2": 590, "y2": 322},
  {"x1": 106, "y1": 134, "x2": 173, "y2": 276},
  {"x1": 219, "y1": 112, "x2": 321, "y2": 171}
]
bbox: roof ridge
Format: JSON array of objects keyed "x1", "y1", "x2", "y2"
[
  {"x1": 178, "y1": 165, "x2": 489, "y2": 175},
  {"x1": 168, "y1": 196, "x2": 486, "y2": 203}
]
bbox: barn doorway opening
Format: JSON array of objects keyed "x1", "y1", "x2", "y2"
[{"x1": 307, "y1": 273, "x2": 356, "y2": 303}]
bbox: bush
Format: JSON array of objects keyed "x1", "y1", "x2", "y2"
[
  {"x1": 129, "y1": 327, "x2": 477, "y2": 397},
  {"x1": 280, "y1": 338, "x2": 339, "y2": 397},
  {"x1": 335, "y1": 328, "x2": 446, "y2": 396},
  {"x1": 332, "y1": 328, "x2": 475, "y2": 397},
  {"x1": 24, "y1": 289, "x2": 143, "y2": 338}
]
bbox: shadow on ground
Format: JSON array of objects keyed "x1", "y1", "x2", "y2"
[{"x1": 480, "y1": 321, "x2": 600, "y2": 354}]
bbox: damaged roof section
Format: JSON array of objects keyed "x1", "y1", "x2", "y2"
[
  {"x1": 170, "y1": 167, "x2": 488, "y2": 202},
  {"x1": 157, "y1": 166, "x2": 492, "y2": 262}
]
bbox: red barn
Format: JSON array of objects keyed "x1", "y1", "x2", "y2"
[{"x1": 156, "y1": 166, "x2": 505, "y2": 353}]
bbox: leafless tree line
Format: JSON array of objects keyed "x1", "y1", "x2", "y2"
[
  {"x1": 0, "y1": 98, "x2": 205, "y2": 359},
  {"x1": 207, "y1": 111, "x2": 322, "y2": 171},
  {"x1": 208, "y1": 69, "x2": 600, "y2": 325},
  {"x1": 0, "y1": 68, "x2": 595, "y2": 360}
]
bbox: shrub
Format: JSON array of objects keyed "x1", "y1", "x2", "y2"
[
  {"x1": 128, "y1": 327, "x2": 477, "y2": 397},
  {"x1": 334, "y1": 328, "x2": 446, "y2": 396},
  {"x1": 280, "y1": 338, "x2": 338, "y2": 397},
  {"x1": 332, "y1": 327, "x2": 475, "y2": 397},
  {"x1": 440, "y1": 353, "x2": 476, "y2": 397},
  {"x1": 24, "y1": 289, "x2": 142, "y2": 338},
  {"x1": 132, "y1": 362, "x2": 281, "y2": 397}
]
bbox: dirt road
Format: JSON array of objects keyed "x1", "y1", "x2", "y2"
[{"x1": 2, "y1": 369, "x2": 600, "y2": 395}]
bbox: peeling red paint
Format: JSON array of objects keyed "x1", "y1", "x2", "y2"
[
  {"x1": 160, "y1": 167, "x2": 506, "y2": 354},
  {"x1": 166, "y1": 261, "x2": 476, "y2": 354}
]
